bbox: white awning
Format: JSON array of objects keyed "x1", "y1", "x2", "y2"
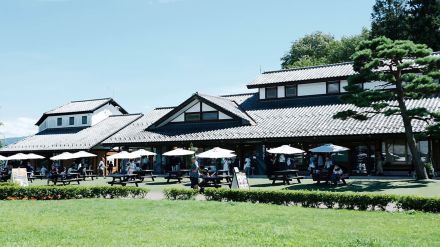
[
  {"x1": 196, "y1": 147, "x2": 236, "y2": 159},
  {"x1": 25, "y1": 153, "x2": 45, "y2": 160},
  {"x1": 132, "y1": 149, "x2": 156, "y2": 157},
  {"x1": 0, "y1": 154, "x2": 9, "y2": 161},
  {"x1": 309, "y1": 144, "x2": 350, "y2": 153},
  {"x1": 267, "y1": 145, "x2": 305, "y2": 155},
  {"x1": 163, "y1": 148, "x2": 195, "y2": 156},
  {"x1": 107, "y1": 151, "x2": 141, "y2": 160},
  {"x1": 71, "y1": 151, "x2": 97, "y2": 159},
  {"x1": 50, "y1": 152, "x2": 76, "y2": 161}
]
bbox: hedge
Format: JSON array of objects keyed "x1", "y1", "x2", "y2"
[
  {"x1": 164, "y1": 188, "x2": 198, "y2": 200},
  {"x1": 0, "y1": 186, "x2": 149, "y2": 200},
  {"x1": 203, "y1": 188, "x2": 440, "y2": 213}
]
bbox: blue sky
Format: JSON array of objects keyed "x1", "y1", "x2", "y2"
[{"x1": 0, "y1": 0, "x2": 375, "y2": 137}]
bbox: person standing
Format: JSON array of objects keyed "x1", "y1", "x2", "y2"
[
  {"x1": 189, "y1": 157, "x2": 199, "y2": 189},
  {"x1": 98, "y1": 158, "x2": 105, "y2": 177},
  {"x1": 107, "y1": 160, "x2": 114, "y2": 176},
  {"x1": 244, "y1": 156, "x2": 251, "y2": 176}
]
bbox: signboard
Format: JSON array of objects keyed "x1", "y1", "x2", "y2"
[
  {"x1": 11, "y1": 168, "x2": 29, "y2": 187},
  {"x1": 231, "y1": 167, "x2": 249, "y2": 190}
]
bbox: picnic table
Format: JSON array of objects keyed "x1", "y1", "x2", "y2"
[
  {"x1": 199, "y1": 174, "x2": 233, "y2": 188},
  {"x1": 107, "y1": 174, "x2": 141, "y2": 187},
  {"x1": 270, "y1": 169, "x2": 303, "y2": 185},
  {"x1": 164, "y1": 169, "x2": 190, "y2": 183},
  {"x1": 83, "y1": 169, "x2": 97, "y2": 180},
  {"x1": 47, "y1": 173, "x2": 83, "y2": 186},
  {"x1": 139, "y1": 170, "x2": 157, "y2": 182},
  {"x1": 312, "y1": 169, "x2": 349, "y2": 185}
]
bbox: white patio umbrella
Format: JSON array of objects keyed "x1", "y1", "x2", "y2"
[
  {"x1": 267, "y1": 145, "x2": 305, "y2": 155},
  {"x1": 163, "y1": 148, "x2": 195, "y2": 156},
  {"x1": 25, "y1": 153, "x2": 45, "y2": 160},
  {"x1": 0, "y1": 154, "x2": 8, "y2": 161},
  {"x1": 7, "y1": 153, "x2": 31, "y2": 160},
  {"x1": 197, "y1": 147, "x2": 236, "y2": 159},
  {"x1": 72, "y1": 151, "x2": 97, "y2": 159},
  {"x1": 309, "y1": 144, "x2": 350, "y2": 153},
  {"x1": 50, "y1": 152, "x2": 76, "y2": 161},
  {"x1": 132, "y1": 149, "x2": 156, "y2": 157},
  {"x1": 107, "y1": 151, "x2": 141, "y2": 160}
]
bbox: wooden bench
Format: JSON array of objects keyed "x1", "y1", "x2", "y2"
[
  {"x1": 108, "y1": 179, "x2": 142, "y2": 187},
  {"x1": 140, "y1": 175, "x2": 157, "y2": 182},
  {"x1": 313, "y1": 171, "x2": 349, "y2": 185}
]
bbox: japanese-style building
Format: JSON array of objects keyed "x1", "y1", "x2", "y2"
[{"x1": 2, "y1": 54, "x2": 440, "y2": 175}]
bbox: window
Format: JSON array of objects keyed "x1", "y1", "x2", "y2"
[
  {"x1": 202, "y1": 112, "x2": 219, "y2": 121},
  {"x1": 82, "y1": 116, "x2": 88, "y2": 125},
  {"x1": 265, "y1": 87, "x2": 278, "y2": 99},
  {"x1": 57, "y1": 117, "x2": 62, "y2": 126},
  {"x1": 185, "y1": 113, "x2": 201, "y2": 122},
  {"x1": 326, "y1": 81, "x2": 340, "y2": 94},
  {"x1": 69, "y1": 117, "x2": 75, "y2": 126},
  {"x1": 285, "y1": 85, "x2": 298, "y2": 97},
  {"x1": 382, "y1": 140, "x2": 409, "y2": 164}
]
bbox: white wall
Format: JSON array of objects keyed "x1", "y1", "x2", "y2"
[
  {"x1": 168, "y1": 99, "x2": 233, "y2": 123},
  {"x1": 340, "y1": 80, "x2": 348, "y2": 93},
  {"x1": 39, "y1": 113, "x2": 93, "y2": 131},
  {"x1": 91, "y1": 103, "x2": 123, "y2": 126},
  {"x1": 38, "y1": 103, "x2": 124, "y2": 132},
  {"x1": 277, "y1": 86, "x2": 285, "y2": 98},
  {"x1": 259, "y1": 88, "x2": 266, "y2": 100},
  {"x1": 298, "y1": 82, "x2": 326, "y2": 96}
]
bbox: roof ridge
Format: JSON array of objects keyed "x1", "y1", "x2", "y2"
[
  {"x1": 71, "y1": 98, "x2": 112, "y2": 103},
  {"x1": 108, "y1": 113, "x2": 143, "y2": 118},
  {"x1": 220, "y1": 92, "x2": 256, "y2": 97},
  {"x1": 154, "y1": 106, "x2": 175, "y2": 110},
  {"x1": 263, "y1": 61, "x2": 353, "y2": 74}
]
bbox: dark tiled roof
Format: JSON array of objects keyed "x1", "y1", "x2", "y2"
[
  {"x1": 1, "y1": 114, "x2": 142, "y2": 152},
  {"x1": 148, "y1": 93, "x2": 255, "y2": 129},
  {"x1": 35, "y1": 98, "x2": 129, "y2": 125},
  {"x1": 247, "y1": 52, "x2": 440, "y2": 89},
  {"x1": 247, "y1": 62, "x2": 354, "y2": 88},
  {"x1": 103, "y1": 96, "x2": 440, "y2": 145}
]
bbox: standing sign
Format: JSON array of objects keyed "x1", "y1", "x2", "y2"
[
  {"x1": 231, "y1": 167, "x2": 250, "y2": 190},
  {"x1": 11, "y1": 168, "x2": 29, "y2": 187}
]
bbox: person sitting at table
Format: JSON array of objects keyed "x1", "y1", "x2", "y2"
[
  {"x1": 324, "y1": 156, "x2": 333, "y2": 169},
  {"x1": 40, "y1": 166, "x2": 48, "y2": 177},
  {"x1": 67, "y1": 165, "x2": 76, "y2": 176},
  {"x1": 331, "y1": 165, "x2": 344, "y2": 185}
]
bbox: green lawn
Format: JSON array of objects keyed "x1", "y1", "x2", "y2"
[
  {"x1": 0, "y1": 199, "x2": 438, "y2": 246},
  {"x1": 30, "y1": 176, "x2": 440, "y2": 197}
]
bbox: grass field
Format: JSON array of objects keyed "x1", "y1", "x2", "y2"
[
  {"x1": 30, "y1": 176, "x2": 440, "y2": 197},
  {"x1": 0, "y1": 199, "x2": 439, "y2": 246}
]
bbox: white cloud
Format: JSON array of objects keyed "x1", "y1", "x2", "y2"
[{"x1": 0, "y1": 118, "x2": 38, "y2": 138}]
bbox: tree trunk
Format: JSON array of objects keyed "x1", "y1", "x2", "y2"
[{"x1": 395, "y1": 78, "x2": 428, "y2": 180}]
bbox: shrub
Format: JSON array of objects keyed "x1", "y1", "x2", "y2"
[
  {"x1": 0, "y1": 182, "x2": 19, "y2": 187},
  {"x1": 0, "y1": 186, "x2": 149, "y2": 200},
  {"x1": 203, "y1": 188, "x2": 440, "y2": 213},
  {"x1": 164, "y1": 188, "x2": 198, "y2": 200}
]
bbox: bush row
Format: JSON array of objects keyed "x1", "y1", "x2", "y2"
[
  {"x1": 0, "y1": 186, "x2": 149, "y2": 200},
  {"x1": 164, "y1": 188, "x2": 198, "y2": 200},
  {"x1": 163, "y1": 188, "x2": 440, "y2": 213}
]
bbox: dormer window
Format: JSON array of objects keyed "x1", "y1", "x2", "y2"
[
  {"x1": 57, "y1": 118, "x2": 63, "y2": 126},
  {"x1": 265, "y1": 87, "x2": 278, "y2": 99},
  {"x1": 285, "y1": 85, "x2": 298, "y2": 97},
  {"x1": 202, "y1": 112, "x2": 219, "y2": 121},
  {"x1": 185, "y1": 112, "x2": 201, "y2": 122},
  {"x1": 82, "y1": 116, "x2": 88, "y2": 125},
  {"x1": 69, "y1": 117, "x2": 75, "y2": 126},
  {"x1": 326, "y1": 81, "x2": 340, "y2": 94}
]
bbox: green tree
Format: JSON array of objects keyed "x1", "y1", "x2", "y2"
[
  {"x1": 371, "y1": 0, "x2": 410, "y2": 40},
  {"x1": 281, "y1": 30, "x2": 370, "y2": 69},
  {"x1": 407, "y1": 0, "x2": 440, "y2": 51},
  {"x1": 371, "y1": 0, "x2": 440, "y2": 50},
  {"x1": 281, "y1": 32, "x2": 336, "y2": 69},
  {"x1": 334, "y1": 37, "x2": 440, "y2": 180}
]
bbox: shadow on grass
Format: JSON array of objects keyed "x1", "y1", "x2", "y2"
[
  {"x1": 282, "y1": 179, "x2": 434, "y2": 193},
  {"x1": 146, "y1": 181, "x2": 192, "y2": 187}
]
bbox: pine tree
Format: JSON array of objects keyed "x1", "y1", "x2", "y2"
[{"x1": 334, "y1": 37, "x2": 440, "y2": 179}]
